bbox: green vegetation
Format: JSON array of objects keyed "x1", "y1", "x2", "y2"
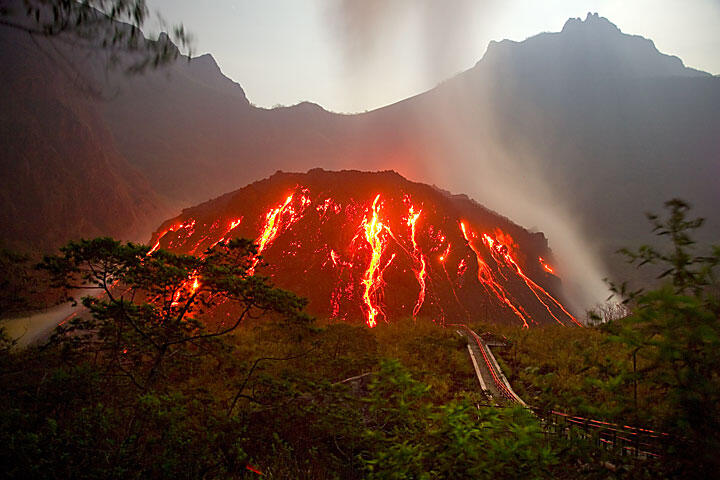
[
  {"x1": 495, "y1": 199, "x2": 720, "y2": 477},
  {"x1": 0, "y1": 247, "x2": 59, "y2": 319},
  {"x1": 0, "y1": 238, "x2": 558, "y2": 479},
  {"x1": 1, "y1": 199, "x2": 718, "y2": 478}
]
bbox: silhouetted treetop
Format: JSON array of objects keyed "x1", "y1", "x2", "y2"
[{"x1": 0, "y1": 0, "x2": 192, "y2": 72}]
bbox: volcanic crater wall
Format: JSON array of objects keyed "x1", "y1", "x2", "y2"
[{"x1": 150, "y1": 169, "x2": 580, "y2": 327}]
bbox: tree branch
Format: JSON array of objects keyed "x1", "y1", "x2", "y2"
[{"x1": 227, "y1": 347, "x2": 317, "y2": 417}]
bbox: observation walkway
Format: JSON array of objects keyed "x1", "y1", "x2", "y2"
[{"x1": 456, "y1": 324, "x2": 667, "y2": 458}]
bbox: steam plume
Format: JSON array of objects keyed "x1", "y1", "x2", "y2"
[{"x1": 328, "y1": 0, "x2": 492, "y2": 84}]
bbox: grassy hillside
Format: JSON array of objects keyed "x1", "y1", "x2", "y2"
[{"x1": 1, "y1": 310, "x2": 675, "y2": 479}]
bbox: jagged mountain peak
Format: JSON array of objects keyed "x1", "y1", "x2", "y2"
[
  {"x1": 173, "y1": 52, "x2": 250, "y2": 103},
  {"x1": 156, "y1": 32, "x2": 180, "y2": 55},
  {"x1": 476, "y1": 13, "x2": 709, "y2": 79},
  {"x1": 562, "y1": 12, "x2": 621, "y2": 34}
]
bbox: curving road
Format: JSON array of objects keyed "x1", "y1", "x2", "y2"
[{"x1": 2, "y1": 290, "x2": 93, "y2": 348}]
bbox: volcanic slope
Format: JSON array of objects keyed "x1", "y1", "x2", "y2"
[{"x1": 150, "y1": 169, "x2": 581, "y2": 327}]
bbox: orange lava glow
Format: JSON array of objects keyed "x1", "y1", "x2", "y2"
[
  {"x1": 152, "y1": 183, "x2": 582, "y2": 328},
  {"x1": 482, "y1": 232, "x2": 582, "y2": 327},
  {"x1": 207, "y1": 217, "x2": 244, "y2": 250},
  {"x1": 149, "y1": 219, "x2": 196, "y2": 254},
  {"x1": 460, "y1": 222, "x2": 532, "y2": 328},
  {"x1": 248, "y1": 191, "x2": 310, "y2": 275},
  {"x1": 439, "y1": 242, "x2": 451, "y2": 262},
  {"x1": 493, "y1": 228, "x2": 518, "y2": 258},
  {"x1": 229, "y1": 218, "x2": 242, "y2": 231},
  {"x1": 406, "y1": 206, "x2": 427, "y2": 318},
  {"x1": 539, "y1": 257, "x2": 554, "y2": 274},
  {"x1": 360, "y1": 194, "x2": 391, "y2": 327},
  {"x1": 169, "y1": 271, "x2": 201, "y2": 307}
]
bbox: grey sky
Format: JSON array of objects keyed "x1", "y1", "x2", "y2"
[{"x1": 147, "y1": 0, "x2": 720, "y2": 113}]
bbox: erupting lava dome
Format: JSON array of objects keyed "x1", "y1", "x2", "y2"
[{"x1": 149, "y1": 169, "x2": 581, "y2": 327}]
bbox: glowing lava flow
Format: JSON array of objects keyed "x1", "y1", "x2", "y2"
[
  {"x1": 482, "y1": 233, "x2": 582, "y2": 327},
  {"x1": 539, "y1": 257, "x2": 554, "y2": 274},
  {"x1": 438, "y1": 242, "x2": 465, "y2": 316},
  {"x1": 190, "y1": 276, "x2": 200, "y2": 293},
  {"x1": 460, "y1": 222, "x2": 531, "y2": 328},
  {"x1": 149, "y1": 220, "x2": 196, "y2": 255},
  {"x1": 406, "y1": 206, "x2": 427, "y2": 317},
  {"x1": 208, "y1": 218, "x2": 243, "y2": 249},
  {"x1": 439, "y1": 242, "x2": 451, "y2": 262},
  {"x1": 248, "y1": 191, "x2": 310, "y2": 275},
  {"x1": 169, "y1": 271, "x2": 201, "y2": 307},
  {"x1": 360, "y1": 195, "x2": 393, "y2": 327}
]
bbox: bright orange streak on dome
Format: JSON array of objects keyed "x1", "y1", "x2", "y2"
[
  {"x1": 493, "y1": 228, "x2": 518, "y2": 257},
  {"x1": 148, "y1": 235, "x2": 168, "y2": 255},
  {"x1": 229, "y1": 219, "x2": 242, "y2": 230},
  {"x1": 249, "y1": 193, "x2": 303, "y2": 275},
  {"x1": 361, "y1": 194, "x2": 390, "y2": 327},
  {"x1": 439, "y1": 242, "x2": 451, "y2": 262},
  {"x1": 170, "y1": 271, "x2": 201, "y2": 307},
  {"x1": 207, "y1": 217, "x2": 244, "y2": 250},
  {"x1": 539, "y1": 257, "x2": 554, "y2": 274},
  {"x1": 482, "y1": 233, "x2": 582, "y2": 326},
  {"x1": 149, "y1": 219, "x2": 196, "y2": 254},
  {"x1": 407, "y1": 206, "x2": 427, "y2": 317},
  {"x1": 460, "y1": 222, "x2": 531, "y2": 328}
]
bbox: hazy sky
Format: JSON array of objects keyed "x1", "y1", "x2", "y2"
[{"x1": 147, "y1": 0, "x2": 720, "y2": 113}]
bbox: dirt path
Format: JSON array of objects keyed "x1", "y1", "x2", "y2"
[{"x1": 2, "y1": 290, "x2": 93, "y2": 348}]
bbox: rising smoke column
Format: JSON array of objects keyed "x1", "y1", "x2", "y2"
[{"x1": 328, "y1": 0, "x2": 490, "y2": 110}]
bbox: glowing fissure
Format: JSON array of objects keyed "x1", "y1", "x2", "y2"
[
  {"x1": 169, "y1": 270, "x2": 201, "y2": 308},
  {"x1": 437, "y1": 241, "x2": 465, "y2": 315},
  {"x1": 482, "y1": 233, "x2": 563, "y2": 325},
  {"x1": 149, "y1": 219, "x2": 196, "y2": 254},
  {"x1": 439, "y1": 242, "x2": 451, "y2": 262},
  {"x1": 539, "y1": 257, "x2": 554, "y2": 274},
  {"x1": 457, "y1": 259, "x2": 468, "y2": 278},
  {"x1": 329, "y1": 249, "x2": 341, "y2": 267},
  {"x1": 167, "y1": 188, "x2": 313, "y2": 311},
  {"x1": 482, "y1": 233, "x2": 582, "y2": 327},
  {"x1": 161, "y1": 217, "x2": 245, "y2": 307},
  {"x1": 360, "y1": 194, "x2": 391, "y2": 327},
  {"x1": 406, "y1": 206, "x2": 427, "y2": 317},
  {"x1": 207, "y1": 217, "x2": 244, "y2": 251},
  {"x1": 249, "y1": 189, "x2": 311, "y2": 275},
  {"x1": 460, "y1": 222, "x2": 531, "y2": 328}
]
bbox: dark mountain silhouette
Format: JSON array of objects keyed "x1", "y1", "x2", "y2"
[
  {"x1": 0, "y1": 25, "x2": 166, "y2": 251},
  {"x1": 1, "y1": 11, "x2": 717, "y2": 307},
  {"x1": 150, "y1": 169, "x2": 579, "y2": 326},
  {"x1": 481, "y1": 13, "x2": 709, "y2": 79}
]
